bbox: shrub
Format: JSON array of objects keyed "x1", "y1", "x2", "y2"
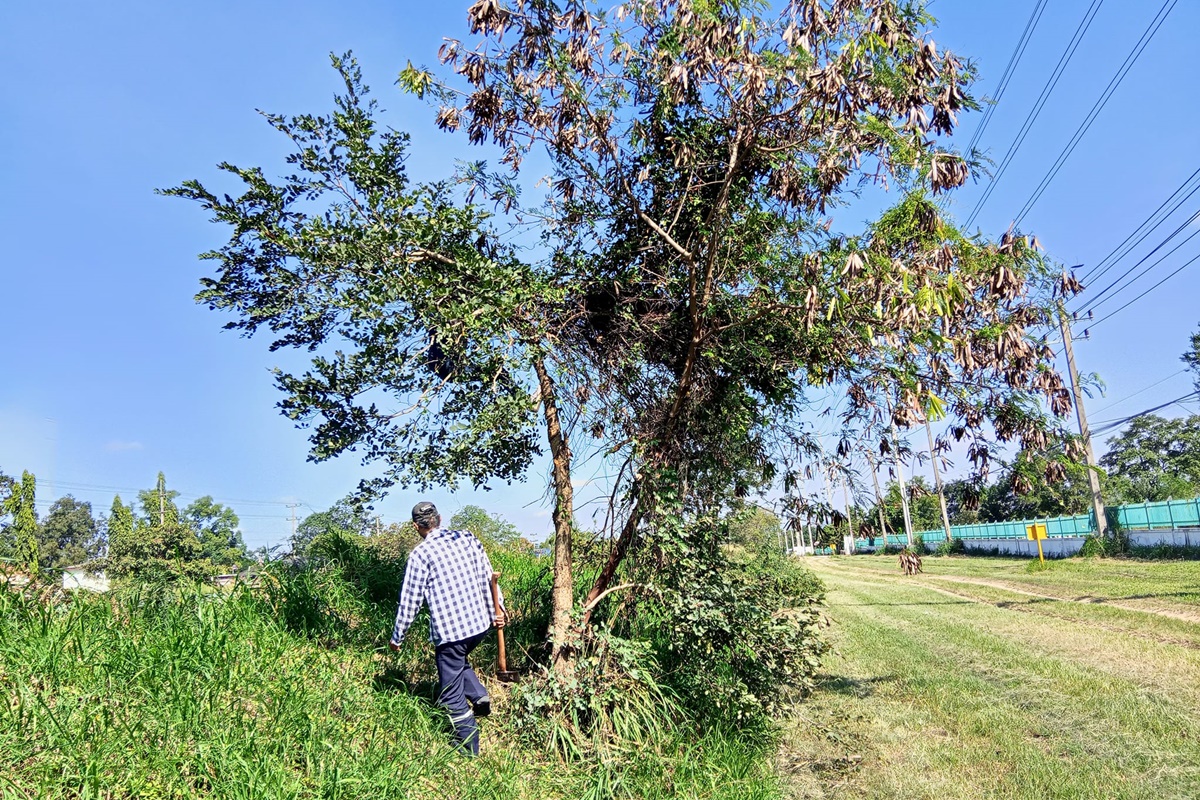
[
  {"x1": 630, "y1": 512, "x2": 827, "y2": 725},
  {"x1": 1079, "y1": 534, "x2": 1108, "y2": 558},
  {"x1": 934, "y1": 537, "x2": 966, "y2": 556}
]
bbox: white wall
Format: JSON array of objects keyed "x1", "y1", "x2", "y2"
[
  {"x1": 960, "y1": 528, "x2": 1199, "y2": 557},
  {"x1": 62, "y1": 569, "x2": 110, "y2": 593}
]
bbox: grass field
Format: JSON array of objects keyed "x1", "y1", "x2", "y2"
[{"x1": 780, "y1": 555, "x2": 1200, "y2": 800}]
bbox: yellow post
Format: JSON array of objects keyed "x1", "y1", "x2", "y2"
[{"x1": 1025, "y1": 524, "x2": 1048, "y2": 564}]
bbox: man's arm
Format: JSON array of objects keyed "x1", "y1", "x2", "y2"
[{"x1": 389, "y1": 552, "x2": 429, "y2": 648}]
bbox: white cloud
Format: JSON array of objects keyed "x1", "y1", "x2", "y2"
[{"x1": 105, "y1": 440, "x2": 144, "y2": 452}]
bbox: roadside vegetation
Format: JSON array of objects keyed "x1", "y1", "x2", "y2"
[{"x1": 1, "y1": 506, "x2": 823, "y2": 799}]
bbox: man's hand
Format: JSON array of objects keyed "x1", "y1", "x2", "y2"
[
  {"x1": 388, "y1": 640, "x2": 402, "y2": 652},
  {"x1": 494, "y1": 610, "x2": 507, "y2": 629}
]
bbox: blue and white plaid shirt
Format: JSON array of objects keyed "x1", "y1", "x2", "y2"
[{"x1": 390, "y1": 527, "x2": 504, "y2": 647}]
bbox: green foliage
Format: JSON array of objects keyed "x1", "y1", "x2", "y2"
[
  {"x1": 725, "y1": 506, "x2": 786, "y2": 557},
  {"x1": 137, "y1": 471, "x2": 181, "y2": 526},
  {"x1": 36, "y1": 495, "x2": 102, "y2": 570},
  {"x1": 865, "y1": 477, "x2": 941, "y2": 539},
  {"x1": 105, "y1": 475, "x2": 222, "y2": 583},
  {"x1": 1125, "y1": 543, "x2": 1200, "y2": 561},
  {"x1": 1, "y1": 471, "x2": 40, "y2": 575},
  {"x1": 1183, "y1": 324, "x2": 1200, "y2": 394},
  {"x1": 632, "y1": 510, "x2": 827, "y2": 724},
  {"x1": 1079, "y1": 534, "x2": 1109, "y2": 558},
  {"x1": 1100, "y1": 414, "x2": 1200, "y2": 504},
  {"x1": 979, "y1": 457, "x2": 1094, "y2": 522},
  {"x1": 105, "y1": 519, "x2": 211, "y2": 584},
  {"x1": 183, "y1": 495, "x2": 247, "y2": 569},
  {"x1": 105, "y1": 495, "x2": 136, "y2": 567},
  {"x1": 449, "y1": 505, "x2": 523, "y2": 552},
  {"x1": 0, "y1": 581, "x2": 783, "y2": 799},
  {"x1": 934, "y1": 537, "x2": 966, "y2": 556},
  {"x1": 163, "y1": 54, "x2": 552, "y2": 499},
  {"x1": 510, "y1": 628, "x2": 679, "y2": 761},
  {"x1": 293, "y1": 496, "x2": 372, "y2": 555}
]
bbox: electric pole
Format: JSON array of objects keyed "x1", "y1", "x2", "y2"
[
  {"x1": 925, "y1": 418, "x2": 953, "y2": 543},
  {"x1": 867, "y1": 454, "x2": 889, "y2": 549},
  {"x1": 1059, "y1": 305, "x2": 1109, "y2": 539},
  {"x1": 841, "y1": 475, "x2": 856, "y2": 554},
  {"x1": 889, "y1": 422, "x2": 915, "y2": 546},
  {"x1": 287, "y1": 503, "x2": 299, "y2": 543}
]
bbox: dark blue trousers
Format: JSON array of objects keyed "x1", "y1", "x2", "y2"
[{"x1": 434, "y1": 628, "x2": 489, "y2": 755}]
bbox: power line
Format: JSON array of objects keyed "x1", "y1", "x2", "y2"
[
  {"x1": 1010, "y1": 0, "x2": 1179, "y2": 227},
  {"x1": 31, "y1": 477, "x2": 305, "y2": 511},
  {"x1": 964, "y1": 0, "x2": 1106, "y2": 230},
  {"x1": 1091, "y1": 390, "x2": 1200, "y2": 436},
  {"x1": 1088, "y1": 250, "x2": 1200, "y2": 329},
  {"x1": 1078, "y1": 167, "x2": 1200, "y2": 285},
  {"x1": 963, "y1": 0, "x2": 1049, "y2": 157},
  {"x1": 1091, "y1": 369, "x2": 1188, "y2": 416},
  {"x1": 1082, "y1": 220, "x2": 1200, "y2": 316}
]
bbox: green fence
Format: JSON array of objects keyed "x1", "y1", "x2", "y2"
[{"x1": 880, "y1": 497, "x2": 1200, "y2": 547}]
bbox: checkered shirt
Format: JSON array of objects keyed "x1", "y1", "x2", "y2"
[{"x1": 390, "y1": 527, "x2": 504, "y2": 647}]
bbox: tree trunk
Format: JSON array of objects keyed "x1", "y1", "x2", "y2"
[
  {"x1": 581, "y1": 495, "x2": 643, "y2": 627},
  {"x1": 533, "y1": 358, "x2": 576, "y2": 669}
]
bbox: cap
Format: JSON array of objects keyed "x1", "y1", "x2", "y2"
[{"x1": 411, "y1": 501, "x2": 439, "y2": 527}]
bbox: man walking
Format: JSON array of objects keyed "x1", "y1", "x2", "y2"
[{"x1": 389, "y1": 501, "x2": 505, "y2": 755}]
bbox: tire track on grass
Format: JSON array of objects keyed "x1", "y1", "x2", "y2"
[{"x1": 811, "y1": 559, "x2": 1200, "y2": 646}]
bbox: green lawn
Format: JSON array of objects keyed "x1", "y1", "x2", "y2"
[{"x1": 780, "y1": 555, "x2": 1200, "y2": 800}]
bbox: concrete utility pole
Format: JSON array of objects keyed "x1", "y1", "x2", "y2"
[
  {"x1": 841, "y1": 476, "x2": 856, "y2": 554},
  {"x1": 1059, "y1": 305, "x2": 1109, "y2": 539},
  {"x1": 867, "y1": 454, "x2": 889, "y2": 549},
  {"x1": 925, "y1": 418, "x2": 954, "y2": 543},
  {"x1": 890, "y1": 422, "x2": 915, "y2": 546}
]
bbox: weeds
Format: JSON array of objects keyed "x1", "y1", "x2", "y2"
[{"x1": 1, "y1": 542, "x2": 789, "y2": 799}]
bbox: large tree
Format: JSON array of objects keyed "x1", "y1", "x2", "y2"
[
  {"x1": 1184, "y1": 324, "x2": 1200, "y2": 394},
  {"x1": 183, "y1": 496, "x2": 247, "y2": 569},
  {"x1": 293, "y1": 496, "x2": 375, "y2": 554},
  {"x1": 137, "y1": 472, "x2": 181, "y2": 527},
  {"x1": 170, "y1": 1, "x2": 1078, "y2": 667},
  {"x1": 106, "y1": 475, "x2": 212, "y2": 582},
  {"x1": 449, "y1": 505, "x2": 523, "y2": 551},
  {"x1": 37, "y1": 496, "x2": 102, "y2": 570},
  {"x1": 1, "y1": 471, "x2": 40, "y2": 575},
  {"x1": 1100, "y1": 414, "x2": 1200, "y2": 504}
]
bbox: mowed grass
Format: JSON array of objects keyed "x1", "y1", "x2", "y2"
[
  {"x1": 0, "y1": 582, "x2": 781, "y2": 800},
  {"x1": 780, "y1": 555, "x2": 1200, "y2": 800}
]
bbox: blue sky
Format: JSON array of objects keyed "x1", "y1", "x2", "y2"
[{"x1": 2, "y1": 1, "x2": 1198, "y2": 550}]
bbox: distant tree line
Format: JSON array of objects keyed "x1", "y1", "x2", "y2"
[
  {"x1": 0, "y1": 469, "x2": 250, "y2": 580},
  {"x1": 854, "y1": 410, "x2": 1200, "y2": 540}
]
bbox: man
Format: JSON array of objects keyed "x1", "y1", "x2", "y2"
[{"x1": 389, "y1": 501, "x2": 506, "y2": 755}]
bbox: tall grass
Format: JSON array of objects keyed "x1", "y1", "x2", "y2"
[{"x1": 0, "y1": 547, "x2": 786, "y2": 799}]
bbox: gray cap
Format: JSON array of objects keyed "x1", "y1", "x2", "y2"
[{"x1": 411, "y1": 501, "x2": 439, "y2": 527}]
